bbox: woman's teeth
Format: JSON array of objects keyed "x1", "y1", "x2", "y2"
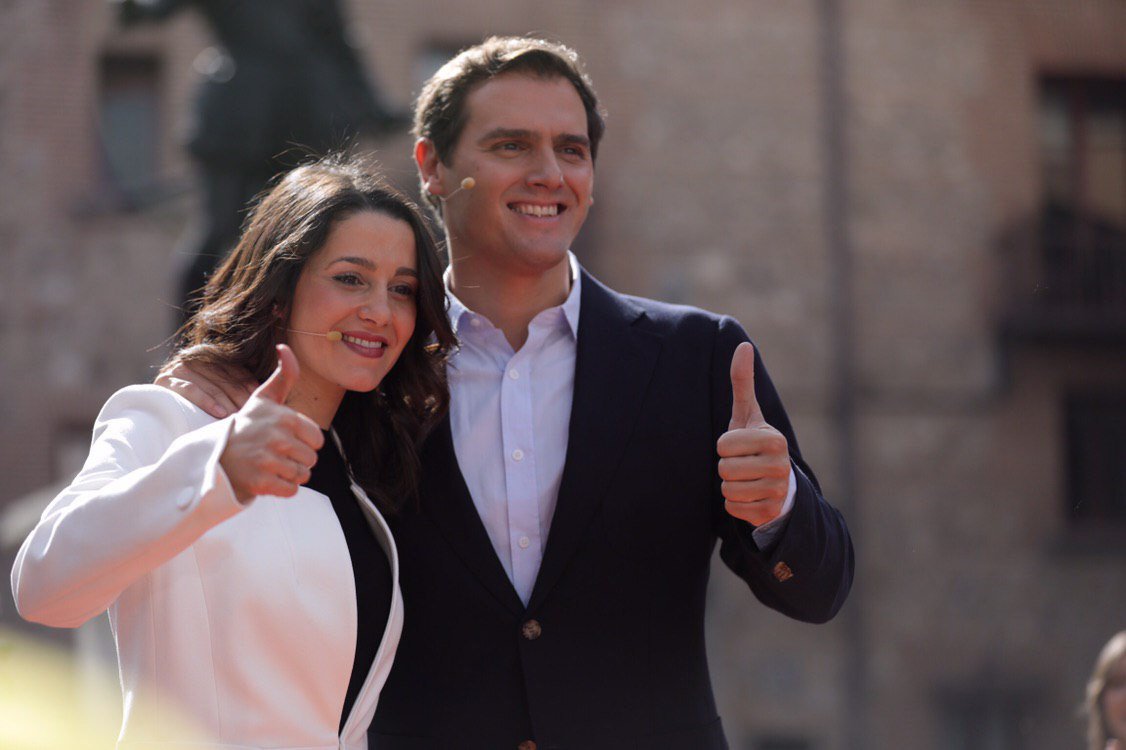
[{"x1": 342, "y1": 335, "x2": 384, "y2": 349}]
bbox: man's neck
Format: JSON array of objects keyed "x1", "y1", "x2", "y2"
[{"x1": 449, "y1": 256, "x2": 571, "y2": 351}]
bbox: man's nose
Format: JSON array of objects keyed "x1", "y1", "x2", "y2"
[{"x1": 526, "y1": 147, "x2": 564, "y2": 190}]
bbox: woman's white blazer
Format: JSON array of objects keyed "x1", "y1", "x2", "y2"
[{"x1": 11, "y1": 385, "x2": 403, "y2": 750}]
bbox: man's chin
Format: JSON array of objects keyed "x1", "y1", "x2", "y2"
[{"x1": 510, "y1": 244, "x2": 572, "y2": 274}]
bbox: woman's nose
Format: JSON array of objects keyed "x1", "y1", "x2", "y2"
[{"x1": 359, "y1": 292, "x2": 391, "y2": 325}]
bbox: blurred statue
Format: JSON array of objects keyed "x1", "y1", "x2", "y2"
[{"x1": 113, "y1": 0, "x2": 410, "y2": 319}]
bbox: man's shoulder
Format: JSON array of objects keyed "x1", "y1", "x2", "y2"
[
  {"x1": 622, "y1": 292, "x2": 725, "y2": 325},
  {"x1": 582, "y1": 270, "x2": 736, "y2": 333}
]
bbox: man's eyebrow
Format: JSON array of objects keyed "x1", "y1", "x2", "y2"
[
  {"x1": 556, "y1": 133, "x2": 591, "y2": 149},
  {"x1": 478, "y1": 127, "x2": 536, "y2": 143},
  {"x1": 478, "y1": 128, "x2": 591, "y2": 149}
]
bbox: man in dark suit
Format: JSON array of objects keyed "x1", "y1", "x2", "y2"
[
  {"x1": 367, "y1": 37, "x2": 853, "y2": 749},
  {"x1": 160, "y1": 35, "x2": 852, "y2": 750},
  {"x1": 114, "y1": 0, "x2": 407, "y2": 317}
]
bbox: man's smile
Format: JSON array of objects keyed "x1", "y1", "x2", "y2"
[{"x1": 509, "y1": 202, "x2": 563, "y2": 217}]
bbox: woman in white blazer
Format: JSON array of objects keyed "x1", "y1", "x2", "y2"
[{"x1": 11, "y1": 156, "x2": 456, "y2": 749}]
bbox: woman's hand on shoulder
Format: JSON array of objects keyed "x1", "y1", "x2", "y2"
[
  {"x1": 155, "y1": 354, "x2": 257, "y2": 419},
  {"x1": 220, "y1": 345, "x2": 324, "y2": 501}
]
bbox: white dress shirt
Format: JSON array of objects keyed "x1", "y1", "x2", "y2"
[
  {"x1": 445, "y1": 254, "x2": 794, "y2": 605},
  {"x1": 446, "y1": 257, "x2": 581, "y2": 605}
]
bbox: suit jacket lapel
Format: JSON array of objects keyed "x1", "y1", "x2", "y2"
[
  {"x1": 419, "y1": 417, "x2": 526, "y2": 617},
  {"x1": 527, "y1": 271, "x2": 663, "y2": 612}
]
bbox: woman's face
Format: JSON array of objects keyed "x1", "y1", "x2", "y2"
[
  {"x1": 286, "y1": 210, "x2": 419, "y2": 404},
  {"x1": 1105, "y1": 654, "x2": 1126, "y2": 742}
]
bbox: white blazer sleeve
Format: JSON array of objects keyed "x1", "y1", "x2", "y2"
[{"x1": 11, "y1": 385, "x2": 245, "y2": 628}]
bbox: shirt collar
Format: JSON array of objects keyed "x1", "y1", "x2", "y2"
[{"x1": 445, "y1": 251, "x2": 582, "y2": 339}]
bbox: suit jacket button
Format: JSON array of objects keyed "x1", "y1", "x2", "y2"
[
  {"x1": 521, "y1": 619, "x2": 542, "y2": 640},
  {"x1": 518, "y1": 741, "x2": 537, "y2": 750},
  {"x1": 773, "y1": 561, "x2": 794, "y2": 582}
]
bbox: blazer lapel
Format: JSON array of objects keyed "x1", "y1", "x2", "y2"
[
  {"x1": 527, "y1": 272, "x2": 663, "y2": 612},
  {"x1": 419, "y1": 417, "x2": 526, "y2": 616}
]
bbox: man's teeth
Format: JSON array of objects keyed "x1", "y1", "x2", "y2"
[
  {"x1": 512, "y1": 203, "x2": 559, "y2": 217},
  {"x1": 342, "y1": 335, "x2": 384, "y2": 349}
]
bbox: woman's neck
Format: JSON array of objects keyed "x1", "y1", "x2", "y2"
[{"x1": 286, "y1": 377, "x2": 345, "y2": 430}]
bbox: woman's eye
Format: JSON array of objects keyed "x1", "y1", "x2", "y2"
[
  {"x1": 391, "y1": 283, "x2": 417, "y2": 298},
  {"x1": 334, "y1": 273, "x2": 364, "y2": 287}
]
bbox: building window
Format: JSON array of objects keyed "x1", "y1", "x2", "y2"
[
  {"x1": 1041, "y1": 76, "x2": 1126, "y2": 227},
  {"x1": 1066, "y1": 391, "x2": 1126, "y2": 525},
  {"x1": 1036, "y1": 76, "x2": 1126, "y2": 316},
  {"x1": 97, "y1": 53, "x2": 162, "y2": 205}
]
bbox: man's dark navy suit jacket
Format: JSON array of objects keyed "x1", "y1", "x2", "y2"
[{"x1": 370, "y1": 269, "x2": 854, "y2": 750}]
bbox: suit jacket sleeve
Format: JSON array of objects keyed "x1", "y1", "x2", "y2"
[
  {"x1": 11, "y1": 385, "x2": 244, "y2": 628},
  {"x1": 710, "y1": 316, "x2": 854, "y2": 623}
]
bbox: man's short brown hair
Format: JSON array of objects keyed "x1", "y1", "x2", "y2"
[{"x1": 414, "y1": 36, "x2": 605, "y2": 216}]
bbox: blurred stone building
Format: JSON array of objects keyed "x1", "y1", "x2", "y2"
[{"x1": 1, "y1": 1, "x2": 1123, "y2": 749}]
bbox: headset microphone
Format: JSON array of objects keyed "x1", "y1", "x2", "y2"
[
  {"x1": 441, "y1": 177, "x2": 476, "y2": 200},
  {"x1": 286, "y1": 328, "x2": 342, "y2": 342}
]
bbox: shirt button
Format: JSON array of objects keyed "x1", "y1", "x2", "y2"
[
  {"x1": 512, "y1": 449, "x2": 524, "y2": 462},
  {"x1": 521, "y1": 620, "x2": 542, "y2": 640},
  {"x1": 175, "y1": 489, "x2": 193, "y2": 510},
  {"x1": 508, "y1": 369, "x2": 520, "y2": 380},
  {"x1": 469, "y1": 317, "x2": 481, "y2": 327},
  {"x1": 518, "y1": 536, "x2": 531, "y2": 549}
]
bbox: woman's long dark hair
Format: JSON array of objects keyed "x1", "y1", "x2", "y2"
[{"x1": 172, "y1": 154, "x2": 456, "y2": 515}]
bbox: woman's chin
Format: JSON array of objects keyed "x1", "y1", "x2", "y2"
[{"x1": 342, "y1": 376, "x2": 385, "y2": 395}]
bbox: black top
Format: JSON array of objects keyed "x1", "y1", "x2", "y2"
[{"x1": 306, "y1": 430, "x2": 392, "y2": 733}]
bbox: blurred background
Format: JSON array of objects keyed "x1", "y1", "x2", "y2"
[{"x1": 1, "y1": 1, "x2": 1124, "y2": 748}]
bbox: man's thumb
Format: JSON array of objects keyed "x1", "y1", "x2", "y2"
[
  {"x1": 254, "y1": 344, "x2": 300, "y2": 405},
  {"x1": 729, "y1": 342, "x2": 763, "y2": 429}
]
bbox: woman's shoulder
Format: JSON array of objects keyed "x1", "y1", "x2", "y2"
[{"x1": 97, "y1": 384, "x2": 220, "y2": 434}]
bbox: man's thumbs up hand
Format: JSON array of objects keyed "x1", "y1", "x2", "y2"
[
  {"x1": 728, "y1": 341, "x2": 765, "y2": 430},
  {"x1": 220, "y1": 345, "x2": 325, "y2": 501},
  {"x1": 717, "y1": 343, "x2": 790, "y2": 526}
]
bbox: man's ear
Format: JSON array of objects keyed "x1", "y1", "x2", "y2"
[{"x1": 415, "y1": 138, "x2": 444, "y2": 197}]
